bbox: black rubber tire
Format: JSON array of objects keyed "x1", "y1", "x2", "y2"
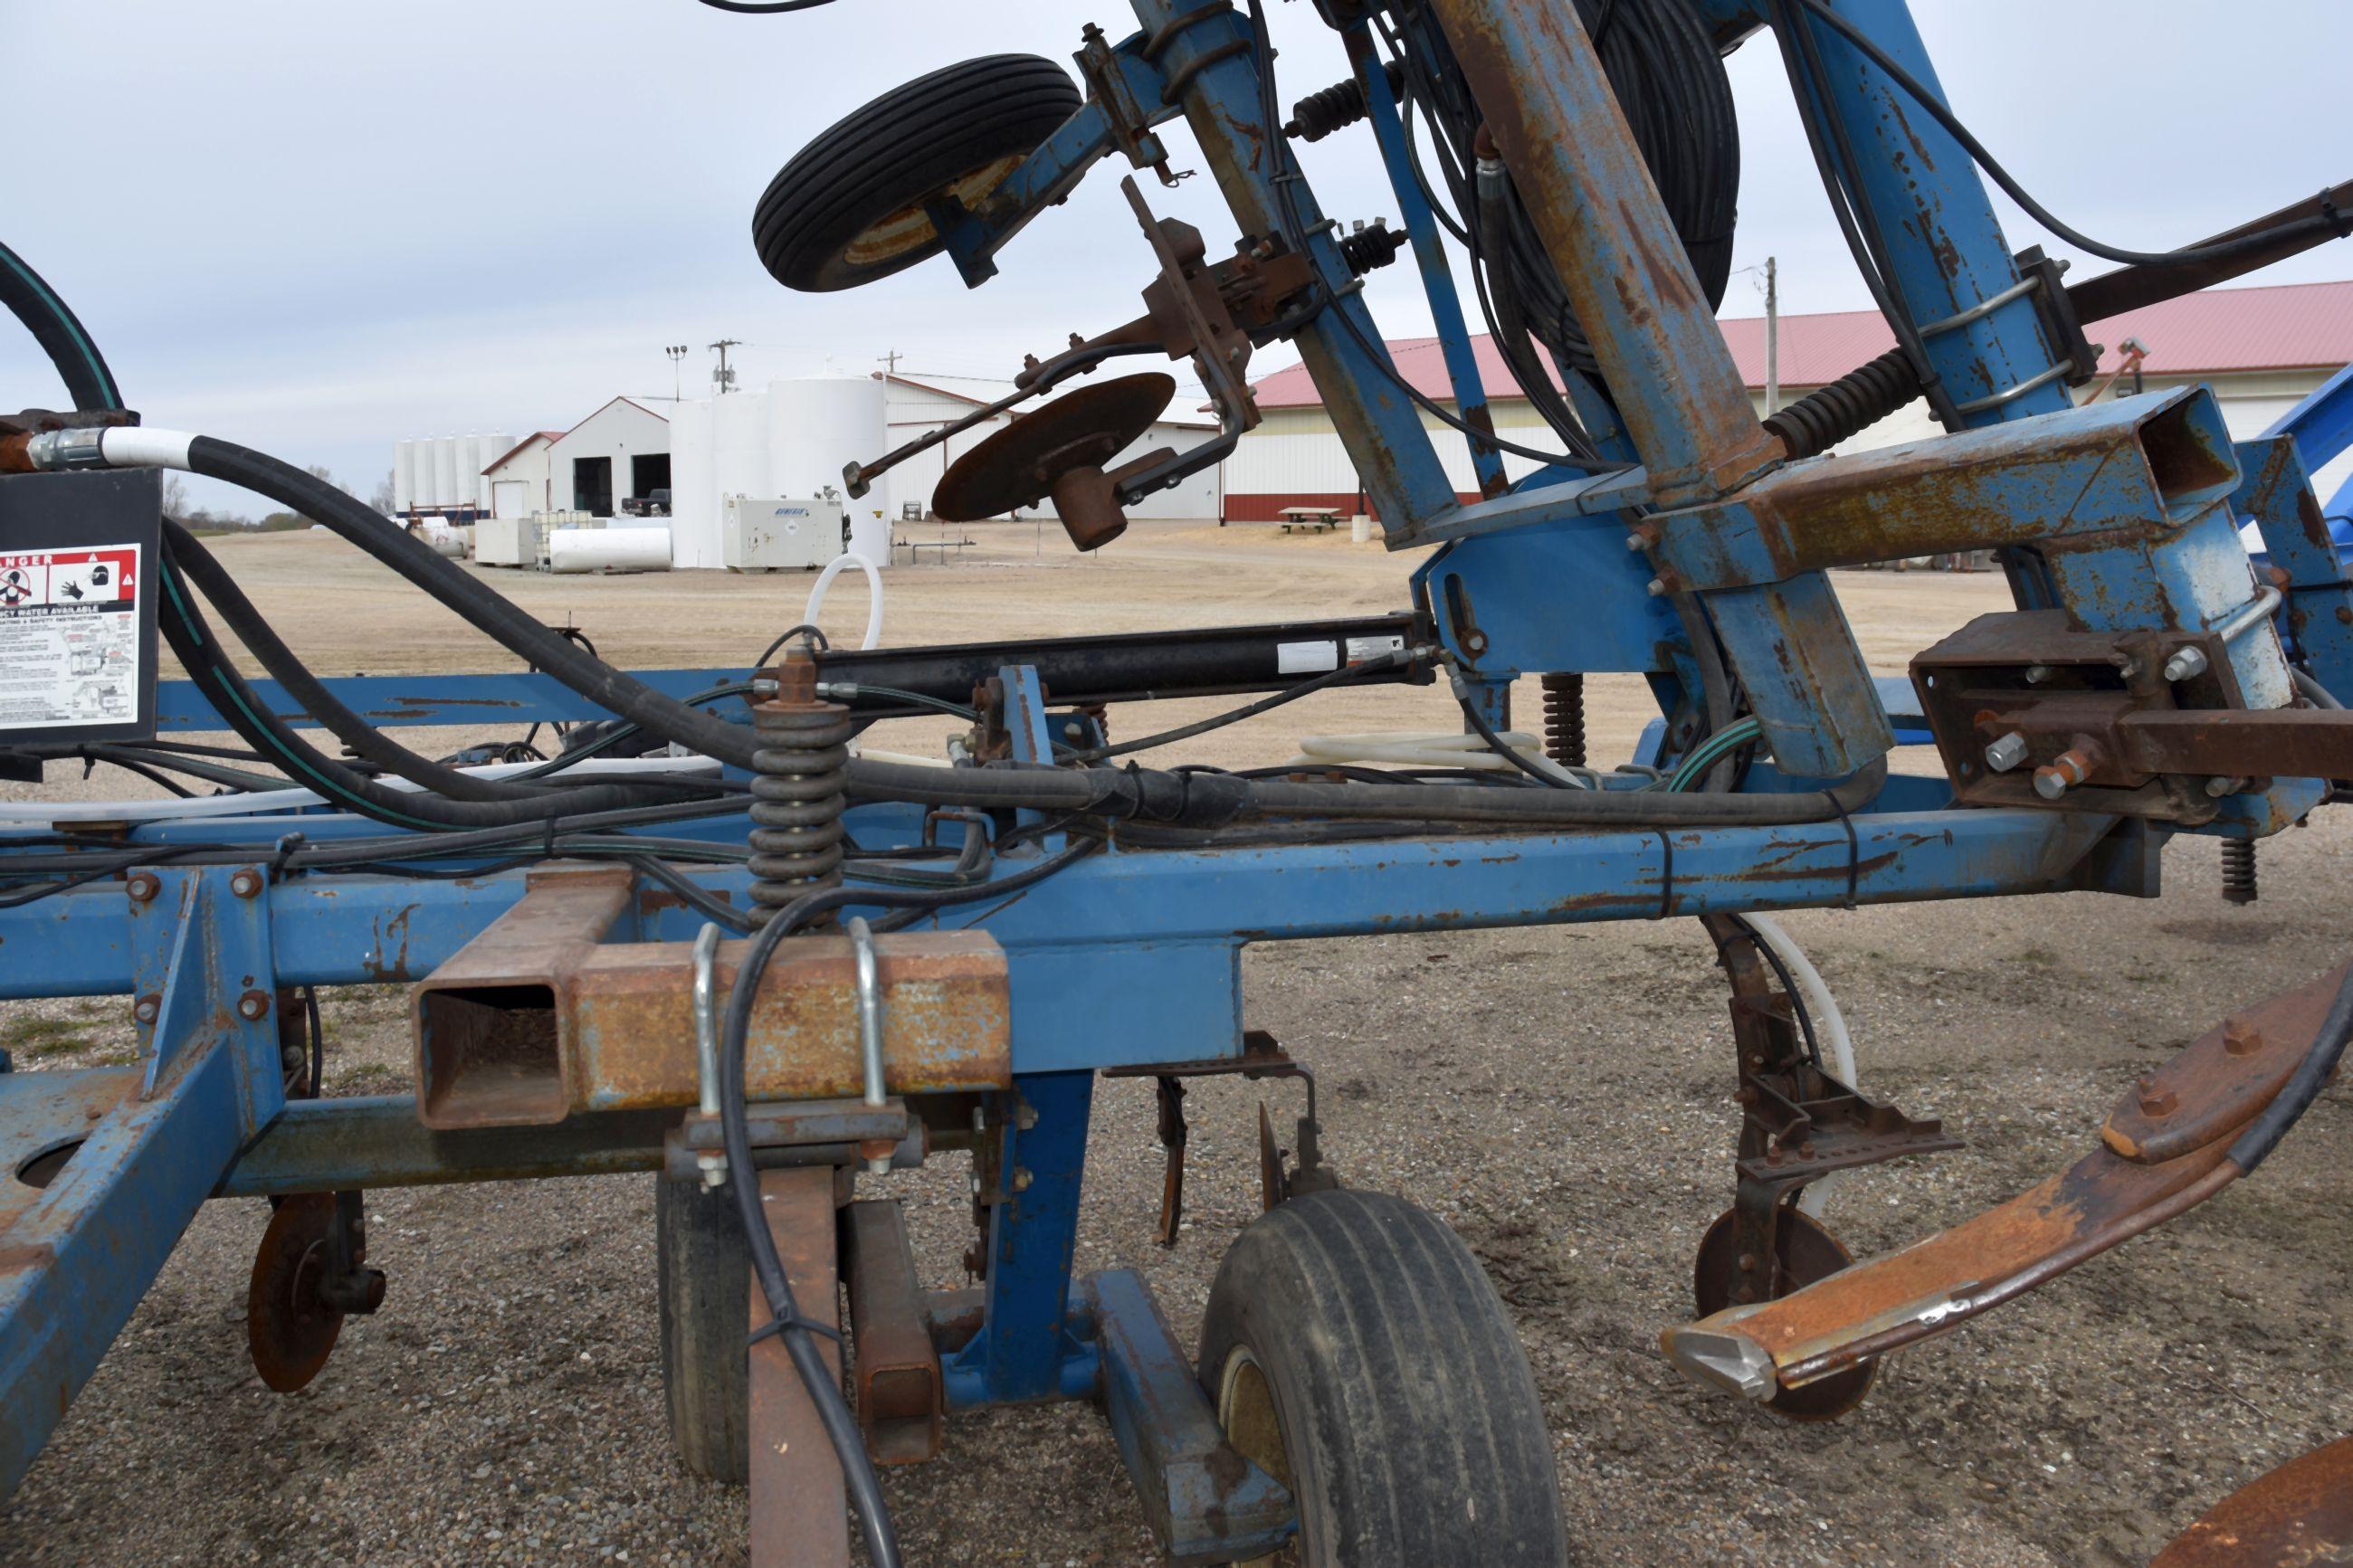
[
  {"x1": 753, "y1": 53, "x2": 1081, "y2": 293},
  {"x1": 1197, "y1": 1191, "x2": 1570, "y2": 1567},
  {"x1": 656, "y1": 1175, "x2": 750, "y2": 1485}
]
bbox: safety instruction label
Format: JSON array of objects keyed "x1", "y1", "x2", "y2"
[{"x1": 0, "y1": 544, "x2": 143, "y2": 730}]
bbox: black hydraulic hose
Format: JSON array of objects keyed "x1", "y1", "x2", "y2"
[
  {"x1": 1789, "y1": 0, "x2": 2350, "y2": 271},
  {"x1": 155, "y1": 551, "x2": 730, "y2": 832},
  {"x1": 719, "y1": 838, "x2": 1105, "y2": 1568},
  {"x1": 182, "y1": 436, "x2": 765, "y2": 771},
  {"x1": 0, "y1": 239, "x2": 121, "y2": 409},
  {"x1": 164, "y1": 518, "x2": 663, "y2": 812}
]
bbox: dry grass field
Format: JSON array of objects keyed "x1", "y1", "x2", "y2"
[{"x1": 0, "y1": 522, "x2": 2346, "y2": 1566}]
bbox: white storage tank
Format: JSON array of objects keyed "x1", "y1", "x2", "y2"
[
  {"x1": 394, "y1": 439, "x2": 416, "y2": 516},
  {"x1": 668, "y1": 398, "x2": 719, "y2": 569},
  {"x1": 414, "y1": 520, "x2": 468, "y2": 557},
  {"x1": 433, "y1": 437, "x2": 461, "y2": 517},
  {"x1": 712, "y1": 392, "x2": 772, "y2": 505},
  {"x1": 767, "y1": 376, "x2": 891, "y2": 567},
  {"x1": 549, "y1": 526, "x2": 672, "y2": 574}
]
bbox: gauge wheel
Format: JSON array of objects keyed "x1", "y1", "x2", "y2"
[
  {"x1": 753, "y1": 53, "x2": 1081, "y2": 292},
  {"x1": 1691, "y1": 1203, "x2": 1878, "y2": 1421},
  {"x1": 657, "y1": 1174, "x2": 750, "y2": 1483},
  {"x1": 1198, "y1": 1190, "x2": 1571, "y2": 1568}
]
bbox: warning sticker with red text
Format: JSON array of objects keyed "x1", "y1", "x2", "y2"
[{"x1": 0, "y1": 545, "x2": 142, "y2": 729}]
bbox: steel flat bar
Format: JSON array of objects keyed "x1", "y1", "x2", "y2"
[
  {"x1": 156, "y1": 668, "x2": 738, "y2": 732},
  {"x1": 748, "y1": 1166, "x2": 847, "y2": 1568},
  {"x1": 214, "y1": 1096, "x2": 676, "y2": 1196},
  {"x1": 0, "y1": 807, "x2": 2117, "y2": 999}
]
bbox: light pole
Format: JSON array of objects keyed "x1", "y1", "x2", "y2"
[{"x1": 665, "y1": 345, "x2": 689, "y2": 402}]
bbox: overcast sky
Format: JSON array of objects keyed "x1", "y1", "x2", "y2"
[{"x1": 4, "y1": 2, "x2": 2347, "y2": 518}]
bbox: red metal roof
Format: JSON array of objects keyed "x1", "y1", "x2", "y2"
[
  {"x1": 1244, "y1": 279, "x2": 2353, "y2": 409},
  {"x1": 481, "y1": 431, "x2": 564, "y2": 476}
]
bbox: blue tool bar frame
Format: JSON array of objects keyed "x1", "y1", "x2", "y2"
[{"x1": 5, "y1": 0, "x2": 2351, "y2": 1546}]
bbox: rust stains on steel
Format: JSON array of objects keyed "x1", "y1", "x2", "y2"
[
  {"x1": 408, "y1": 861, "x2": 1010, "y2": 1126},
  {"x1": 748, "y1": 1166, "x2": 849, "y2": 1568},
  {"x1": 2102, "y1": 962, "x2": 2349, "y2": 1164},
  {"x1": 2150, "y1": 1435, "x2": 2353, "y2": 1568},
  {"x1": 363, "y1": 902, "x2": 420, "y2": 983},
  {"x1": 409, "y1": 864, "x2": 634, "y2": 1128},
  {"x1": 842, "y1": 1200, "x2": 945, "y2": 1466},
  {"x1": 565, "y1": 930, "x2": 1009, "y2": 1111},
  {"x1": 1430, "y1": 0, "x2": 1779, "y2": 501},
  {"x1": 1666, "y1": 957, "x2": 2353, "y2": 1399}
]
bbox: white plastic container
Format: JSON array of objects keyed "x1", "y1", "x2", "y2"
[
  {"x1": 769, "y1": 376, "x2": 891, "y2": 567},
  {"x1": 667, "y1": 398, "x2": 719, "y2": 568}
]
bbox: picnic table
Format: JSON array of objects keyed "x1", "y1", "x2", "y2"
[{"x1": 1278, "y1": 506, "x2": 1345, "y2": 534}]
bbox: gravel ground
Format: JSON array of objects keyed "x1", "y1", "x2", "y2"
[{"x1": 1, "y1": 529, "x2": 2346, "y2": 1565}]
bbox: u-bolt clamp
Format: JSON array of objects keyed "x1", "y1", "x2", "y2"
[
  {"x1": 846, "y1": 916, "x2": 892, "y2": 1175},
  {"x1": 691, "y1": 923, "x2": 727, "y2": 1189}
]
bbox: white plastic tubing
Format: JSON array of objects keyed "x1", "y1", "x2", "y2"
[{"x1": 804, "y1": 550, "x2": 884, "y2": 651}]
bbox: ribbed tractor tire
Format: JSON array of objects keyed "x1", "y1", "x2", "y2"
[
  {"x1": 656, "y1": 1175, "x2": 750, "y2": 1485},
  {"x1": 1197, "y1": 1191, "x2": 1570, "y2": 1567},
  {"x1": 753, "y1": 53, "x2": 1081, "y2": 293}
]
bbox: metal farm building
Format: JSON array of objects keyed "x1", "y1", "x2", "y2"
[{"x1": 1224, "y1": 279, "x2": 2353, "y2": 522}]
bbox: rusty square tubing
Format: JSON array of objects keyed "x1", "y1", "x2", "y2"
[
  {"x1": 413, "y1": 869, "x2": 1010, "y2": 1128},
  {"x1": 843, "y1": 1200, "x2": 944, "y2": 1467},
  {"x1": 750, "y1": 1166, "x2": 848, "y2": 1568},
  {"x1": 1430, "y1": 0, "x2": 1781, "y2": 501},
  {"x1": 411, "y1": 863, "x2": 635, "y2": 1130}
]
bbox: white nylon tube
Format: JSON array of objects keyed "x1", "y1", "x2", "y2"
[
  {"x1": 1739, "y1": 913, "x2": 1856, "y2": 1221},
  {"x1": 804, "y1": 551, "x2": 884, "y2": 650}
]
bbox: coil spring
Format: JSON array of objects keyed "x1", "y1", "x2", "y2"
[
  {"x1": 1540, "y1": 671, "x2": 1586, "y2": 768},
  {"x1": 1285, "y1": 61, "x2": 1404, "y2": 143},
  {"x1": 748, "y1": 680, "x2": 853, "y2": 920},
  {"x1": 1762, "y1": 347, "x2": 1921, "y2": 460},
  {"x1": 1338, "y1": 224, "x2": 1406, "y2": 278},
  {"x1": 2220, "y1": 838, "x2": 2259, "y2": 906}
]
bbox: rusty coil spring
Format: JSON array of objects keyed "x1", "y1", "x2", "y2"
[
  {"x1": 748, "y1": 690, "x2": 853, "y2": 920},
  {"x1": 2220, "y1": 838, "x2": 2259, "y2": 906},
  {"x1": 1762, "y1": 347, "x2": 1920, "y2": 460},
  {"x1": 1539, "y1": 671, "x2": 1586, "y2": 769}
]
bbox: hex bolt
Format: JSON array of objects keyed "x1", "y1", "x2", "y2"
[
  {"x1": 1983, "y1": 732, "x2": 2029, "y2": 773},
  {"x1": 280, "y1": 1042, "x2": 306, "y2": 1070},
  {"x1": 132, "y1": 994, "x2": 159, "y2": 1025},
  {"x1": 236, "y1": 991, "x2": 271, "y2": 1022},
  {"x1": 2138, "y1": 1083, "x2": 2178, "y2": 1118},
  {"x1": 2034, "y1": 746, "x2": 2096, "y2": 801},
  {"x1": 1015, "y1": 1099, "x2": 1039, "y2": 1131},
  {"x1": 1645, "y1": 577, "x2": 1668, "y2": 597},
  {"x1": 1624, "y1": 533, "x2": 1647, "y2": 553},
  {"x1": 1011, "y1": 1167, "x2": 1034, "y2": 1193},
  {"x1": 2024, "y1": 664, "x2": 2052, "y2": 685},
  {"x1": 1736, "y1": 1253, "x2": 1758, "y2": 1274},
  {"x1": 229, "y1": 868, "x2": 264, "y2": 899},
  {"x1": 2223, "y1": 1017, "x2": 2264, "y2": 1057},
  {"x1": 126, "y1": 872, "x2": 160, "y2": 904},
  {"x1": 2205, "y1": 775, "x2": 2244, "y2": 799},
  {"x1": 2162, "y1": 646, "x2": 2209, "y2": 683}
]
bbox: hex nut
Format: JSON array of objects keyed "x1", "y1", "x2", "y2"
[
  {"x1": 1984, "y1": 732, "x2": 2028, "y2": 773},
  {"x1": 126, "y1": 873, "x2": 160, "y2": 904},
  {"x1": 229, "y1": 868, "x2": 264, "y2": 898}
]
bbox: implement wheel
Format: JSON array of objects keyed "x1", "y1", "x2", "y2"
[
  {"x1": 753, "y1": 53, "x2": 1081, "y2": 293},
  {"x1": 657, "y1": 1175, "x2": 750, "y2": 1484},
  {"x1": 1197, "y1": 1191, "x2": 1570, "y2": 1568}
]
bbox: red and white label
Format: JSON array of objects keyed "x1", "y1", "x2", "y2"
[{"x1": 0, "y1": 545, "x2": 142, "y2": 729}]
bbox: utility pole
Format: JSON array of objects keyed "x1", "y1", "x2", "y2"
[
  {"x1": 710, "y1": 337, "x2": 742, "y2": 394},
  {"x1": 665, "y1": 344, "x2": 689, "y2": 402},
  {"x1": 878, "y1": 348, "x2": 902, "y2": 377},
  {"x1": 1763, "y1": 256, "x2": 1779, "y2": 417}
]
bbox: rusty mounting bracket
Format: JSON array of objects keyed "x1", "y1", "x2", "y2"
[{"x1": 1104, "y1": 1029, "x2": 1335, "y2": 1247}]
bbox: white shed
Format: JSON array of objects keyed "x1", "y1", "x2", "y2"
[
  {"x1": 542, "y1": 397, "x2": 672, "y2": 518},
  {"x1": 481, "y1": 431, "x2": 562, "y2": 519}
]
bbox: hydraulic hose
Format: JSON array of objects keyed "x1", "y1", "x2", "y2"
[{"x1": 163, "y1": 518, "x2": 672, "y2": 813}]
